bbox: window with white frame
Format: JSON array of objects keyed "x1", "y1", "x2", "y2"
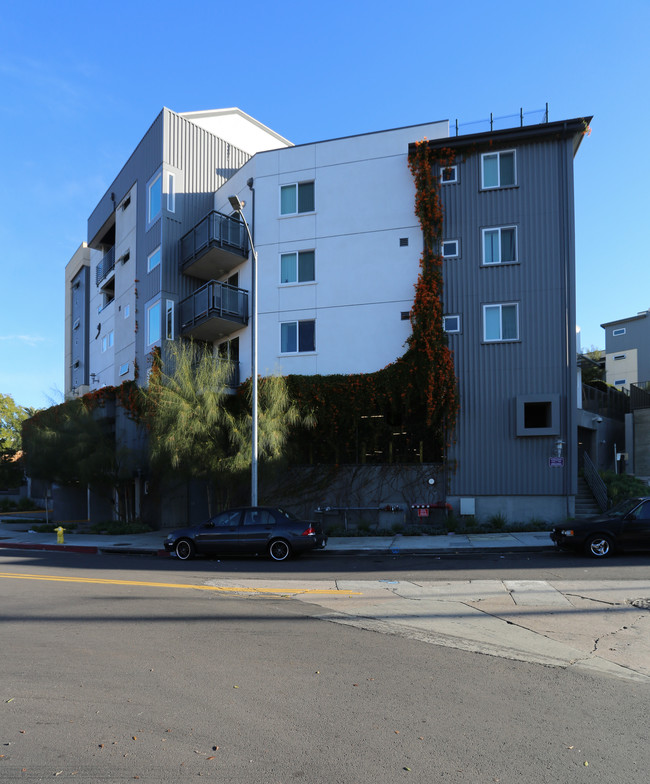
[
  {"x1": 482, "y1": 226, "x2": 517, "y2": 264},
  {"x1": 443, "y1": 315, "x2": 461, "y2": 333},
  {"x1": 167, "y1": 172, "x2": 175, "y2": 213},
  {"x1": 612, "y1": 328, "x2": 626, "y2": 336},
  {"x1": 481, "y1": 150, "x2": 516, "y2": 189},
  {"x1": 147, "y1": 301, "x2": 161, "y2": 346},
  {"x1": 280, "y1": 181, "x2": 315, "y2": 215},
  {"x1": 442, "y1": 240, "x2": 459, "y2": 258},
  {"x1": 166, "y1": 299, "x2": 174, "y2": 340},
  {"x1": 119, "y1": 362, "x2": 129, "y2": 376},
  {"x1": 483, "y1": 303, "x2": 519, "y2": 342},
  {"x1": 148, "y1": 173, "x2": 162, "y2": 224},
  {"x1": 280, "y1": 320, "x2": 315, "y2": 353},
  {"x1": 280, "y1": 250, "x2": 315, "y2": 283},
  {"x1": 101, "y1": 331, "x2": 114, "y2": 352},
  {"x1": 614, "y1": 379, "x2": 627, "y2": 387},
  {"x1": 124, "y1": 304, "x2": 130, "y2": 319},
  {"x1": 148, "y1": 247, "x2": 161, "y2": 273},
  {"x1": 441, "y1": 165, "x2": 457, "y2": 184}
]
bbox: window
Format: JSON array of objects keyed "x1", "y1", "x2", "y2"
[
  {"x1": 124, "y1": 304, "x2": 130, "y2": 319},
  {"x1": 101, "y1": 331, "x2": 114, "y2": 352},
  {"x1": 441, "y1": 165, "x2": 457, "y2": 183},
  {"x1": 516, "y1": 395, "x2": 559, "y2": 436},
  {"x1": 281, "y1": 320, "x2": 315, "y2": 353},
  {"x1": 443, "y1": 315, "x2": 461, "y2": 333},
  {"x1": 166, "y1": 299, "x2": 174, "y2": 340},
  {"x1": 442, "y1": 240, "x2": 459, "y2": 258},
  {"x1": 483, "y1": 303, "x2": 518, "y2": 342},
  {"x1": 614, "y1": 379, "x2": 627, "y2": 387},
  {"x1": 167, "y1": 172, "x2": 175, "y2": 213},
  {"x1": 148, "y1": 173, "x2": 162, "y2": 223},
  {"x1": 613, "y1": 354, "x2": 626, "y2": 360},
  {"x1": 148, "y1": 247, "x2": 161, "y2": 273},
  {"x1": 280, "y1": 250, "x2": 315, "y2": 283},
  {"x1": 147, "y1": 301, "x2": 161, "y2": 346},
  {"x1": 119, "y1": 363, "x2": 129, "y2": 376},
  {"x1": 612, "y1": 328, "x2": 626, "y2": 336},
  {"x1": 481, "y1": 150, "x2": 516, "y2": 189},
  {"x1": 73, "y1": 318, "x2": 80, "y2": 330},
  {"x1": 482, "y1": 226, "x2": 517, "y2": 264},
  {"x1": 280, "y1": 181, "x2": 315, "y2": 215},
  {"x1": 399, "y1": 237, "x2": 409, "y2": 247}
]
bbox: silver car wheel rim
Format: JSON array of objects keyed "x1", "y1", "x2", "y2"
[
  {"x1": 590, "y1": 538, "x2": 609, "y2": 556},
  {"x1": 270, "y1": 540, "x2": 289, "y2": 561}
]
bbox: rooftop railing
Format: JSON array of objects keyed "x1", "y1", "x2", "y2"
[{"x1": 452, "y1": 105, "x2": 549, "y2": 137}]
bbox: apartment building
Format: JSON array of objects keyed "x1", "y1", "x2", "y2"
[
  {"x1": 65, "y1": 107, "x2": 590, "y2": 523},
  {"x1": 601, "y1": 309, "x2": 650, "y2": 391}
]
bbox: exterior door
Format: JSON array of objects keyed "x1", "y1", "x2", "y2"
[
  {"x1": 195, "y1": 509, "x2": 242, "y2": 554},
  {"x1": 239, "y1": 508, "x2": 277, "y2": 554}
]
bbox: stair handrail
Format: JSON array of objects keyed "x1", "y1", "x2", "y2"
[{"x1": 583, "y1": 452, "x2": 608, "y2": 512}]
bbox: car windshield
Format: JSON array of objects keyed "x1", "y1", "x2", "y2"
[{"x1": 606, "y1": 498, "x2": 642, "y2": 518}]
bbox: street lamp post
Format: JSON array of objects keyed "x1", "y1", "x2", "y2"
[{"x1": 228, "y1": 195, "x2": 258, "y2": 506}]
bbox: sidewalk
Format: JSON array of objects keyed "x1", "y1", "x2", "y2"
[{"x1": 0, "y1": 518, "x2": 553, "y2": 557}]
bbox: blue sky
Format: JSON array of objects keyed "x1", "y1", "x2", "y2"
[{"x1": 1, "y1": 0, "x2": 648, "y2": 410}]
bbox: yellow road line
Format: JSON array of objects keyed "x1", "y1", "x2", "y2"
[{"x1": 0, "y1": 571, "x2": 360, "y2": 595}]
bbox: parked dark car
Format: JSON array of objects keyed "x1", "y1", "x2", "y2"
[
  {"x1": 164, "y1": 506, "x2": 327, "y2": 561},
  {"x1": 551, "y1": 497, "x2": 650, "y2": 557}
]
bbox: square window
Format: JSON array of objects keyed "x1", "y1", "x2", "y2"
[
  {"x1": 443, "y1": 315, "x2": 460, "y2": 333},
  {"x1": 148, "y1": 173, "x2": 162, "y2": 223},
  {"x1": 441, "y1": 165, "x2": 457, "y2": 183},
  {"x1": 281, "y1": 320, "x2": 315, "y2": 353},
  {"x1": 119, "y1": 363, "x2": 129, "y2": 376},
  {"x1": 516, "y1": 395, "x2": 559, "y2": 436},
  {"x1": 484, "y1": 303, "x2": 518, "y2": 342},
  {"x1": 148, "y1": 247, "x2": 161, "y2": 273},
  {"x1": 280, "y1": 181, "x2": 315, "y2": 215},
  {"x1": 280, "y1": 250, "x2": 315, "y2": 283},
  {"x1": 147, "y1": 301, "x2": 161, "y2": 346},
  {"x1": 481, "y1": 150, "x2": 516, "y2": 189},
  {"x1": 482, "y1": 226, "x2": 517, "y2": 264},
  {"x1": 442, "y1": 240, "x2": 459, "y2": 258}
]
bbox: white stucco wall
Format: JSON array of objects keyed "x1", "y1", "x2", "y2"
[{"x1": 214, "y1": 120, "x2": 449, "y2": 381}]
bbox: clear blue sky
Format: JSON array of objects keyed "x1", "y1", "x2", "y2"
[{"x1": 1, "y1": 0, "x2": 648, "y2": 410}]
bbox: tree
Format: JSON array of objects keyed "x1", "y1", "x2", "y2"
[
  {"x1": 147, "y1": 340, "x2": 309, "y2": 512},
  {"x1": 22, "y1": 396, "x2": 142, "y2": 521},
  {"x1": 0, "y1": 393, "x2": 32, "y2": 451}
]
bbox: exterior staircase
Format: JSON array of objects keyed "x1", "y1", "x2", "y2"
[{"x1": 575, "y1": 476, "x2": 602, "y2": 519}]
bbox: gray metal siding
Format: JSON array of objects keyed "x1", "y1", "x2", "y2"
[
  {"x1": 607, "y1": 316, "x2": 650, "y2": 382},
  {"x1": 443, "y1": 136, "x2": 577, "y2": 498}
]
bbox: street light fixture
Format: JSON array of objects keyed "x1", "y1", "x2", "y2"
[{"x1": 228, "y1": 195, "x2": 258, "y2": 506}]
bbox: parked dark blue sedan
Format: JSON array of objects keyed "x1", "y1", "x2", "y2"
[
  {"x1": 164, "y1": 507, "x2": 327, "y2": 561},
  {"x1": 551, "y1": 497, "x2": 650, "y2": 557}
]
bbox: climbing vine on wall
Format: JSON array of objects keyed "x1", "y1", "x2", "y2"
[{"x1": 259, "y1": 140, "x2": 459, "y2": 465}]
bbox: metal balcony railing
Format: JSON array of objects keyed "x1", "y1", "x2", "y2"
[
  {"x1": 630, "y1": 382, "x2": 650, "y2": 411},
  {"x1": 180, "y1": 211, "x2": 248, "y2": 270},
  {"x1": 96, "y1": 247, "x2": 116, "y2": 286},
  {"x1": 180, "y1": 280, "x2": 248, "y2": 335}
]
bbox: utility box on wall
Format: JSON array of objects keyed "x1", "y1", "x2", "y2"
[{"x1": 460, "y1": 497, "x2": 476, "y2": 516}]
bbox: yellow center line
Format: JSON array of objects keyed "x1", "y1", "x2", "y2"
[{"x1": 0, "y1": 572, "x2": 361, "y2": 595}]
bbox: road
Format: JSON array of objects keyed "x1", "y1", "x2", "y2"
[{"x1": 1, "y1": 548, "x2": 649, "y2": 783}]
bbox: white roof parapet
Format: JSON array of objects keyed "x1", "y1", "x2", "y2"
[{"x1": 179, "y1": 107, "x2": 293, "y2": 154}]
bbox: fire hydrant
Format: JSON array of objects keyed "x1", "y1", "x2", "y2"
[{"x1": 54, "y1": 526, "x2": 65, "y2": 544}]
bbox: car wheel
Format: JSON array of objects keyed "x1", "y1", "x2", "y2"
[
  {"x1": 175, "y1": 538, "x2": 195, "y2": 561},
  {"x1": 585, "y1": 534, "x2": 614, "y2": 558},
  {"x1": 268, "y1": 539, "x2": 291, "y2": 562}
]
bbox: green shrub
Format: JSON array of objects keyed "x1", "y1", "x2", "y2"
[
  {"x1": 601, "y1": 472, "x2": 649, "y2": 504},
  {"x1": 89, "y1": 520, "x2": 153, "y2": 535},
  {"x1": 391, "y1": 522, "x2": 405, "y2": 535},
  {"x1": 446, "y1": 515, "x2": 458, "y2": 533},
  {"x1": 487, "y1": 513, "x2": 507, "y2": 530},
  {"x1": 17, "y1": 498, "x2": 42, "y2": 511},
  {"x1": 32, "y1": 523, "x2": 78, "y2": 533}
]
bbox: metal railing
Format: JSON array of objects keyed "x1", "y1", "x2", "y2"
[
  {"x1": 453, "y1": 105, "x2": 549, "y2": 137},
  {"x1": 583, "y1": 452, "x2": 608, "y2": 512},
  {"x1": 95, "y1": 246, "x2": 116, "y2": 286},
  {"x1": 630, "y1": 381, "x2": 650, "y2": 411},
  {"x1": 581, "y1": 383, "x2": 629, "y2": 421},
  {"x1": 179, "y1": 280, "x2": 248, "y2": 333},
  {"x1": 180, "y1": 211, "x2": 247, "y2": 269}
]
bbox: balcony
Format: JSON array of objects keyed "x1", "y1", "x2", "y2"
[
  {"x1": 96, "y1": 246, "x2": 116, "y2": 286},
  {"x1": 180, "y1": 211, "x2": 248, "y2": 280},
  {"x1": 180, "y1": 280, "x2": 248, "y2": 341}
]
